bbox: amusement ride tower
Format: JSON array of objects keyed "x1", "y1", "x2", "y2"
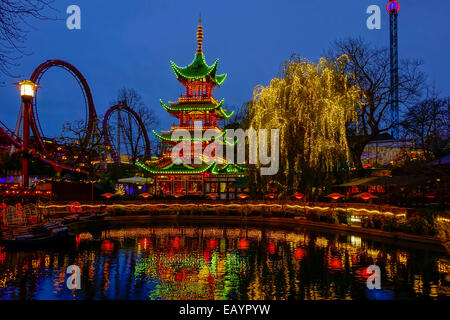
[{"x1": 387, "y1": 0, "x2": 400, "y2": 138}]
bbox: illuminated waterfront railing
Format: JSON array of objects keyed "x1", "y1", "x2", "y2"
[{"x1": 34, "y1": 201, "x2": 409, "y2": 219}]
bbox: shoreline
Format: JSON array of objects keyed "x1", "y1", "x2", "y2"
[{"x1": 67, "y1": 214, "x2": 449, "y2": 254}]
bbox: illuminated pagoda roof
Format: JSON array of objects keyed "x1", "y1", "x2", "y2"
[
  {"x1": 152, "y1": 128, "x2": 225, "y2": 144},
  {"x1": 170, "y1": 18, "x2": 227, "y2": 86},
  {"x1": 136, "y1": 159, "x2": 246, "y2": 177},
  {"x1": 171, "y1": 55, "x2": 227, "y2": 86},
  {"x1": 159, "y1": 99, "x2": 233, "y2": 119}
]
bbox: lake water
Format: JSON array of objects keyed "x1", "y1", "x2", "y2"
[{"x1": 0, "y1": 222, "x2": 448, "y2": 300}]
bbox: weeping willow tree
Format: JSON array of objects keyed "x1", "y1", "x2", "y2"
[{"x1": 249, "y1": 54, "x2": 363, "y2": 196}]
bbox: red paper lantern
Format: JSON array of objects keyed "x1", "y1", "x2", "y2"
[
  {"x1": 139, "y1": 193, "x2": 152, "y2": 199},
  {"x1": 101, "y1": 193, "x2": 114, "y2": 199},
  {"x1": 325, "y1": 193, "x2": 345, "y2": 200},
  {"x1": 265, "y1": 193, "x2": 277, "y2": 199},
  {"x1": 292, "y1": 193, "x2": 305, "y2": 200}
]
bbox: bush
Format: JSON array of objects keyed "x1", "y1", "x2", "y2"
[
  {"x1": 306, "y1": 211, "x2": 320, "y2": 222},
  {"x1": 106, "y1": 206, "x2": 127, "y2": 216},
  {"x1": 381, "y1": 216, "x2": 400, "y2": 232},
  {"x1": 327, "y1": 212, "x2": 339, "y2": 224},
  {"x1": 433, "y1": 220, "x2": 450, "y2": 240},
  {"x1": 404, "y1": 216, "x2": 430, "y2": 236},
  {"x1": 337, "y1": 210, "x2": 349, "y2": 225},
  {"x1": 372, "y1": 215, "x2": 383, "y2": 229},
  {"x1": 361, "y1": 216, "x2": 372, "y2": 229}
]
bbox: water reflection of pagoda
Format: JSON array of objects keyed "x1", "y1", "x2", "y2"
[{"x1": 136, "y1": 18, "x2": 246, "y2": 199}]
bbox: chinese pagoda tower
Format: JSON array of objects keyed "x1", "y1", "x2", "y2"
[{"x1": 136, "y1": 18, "x2": 246, "y2": 199}]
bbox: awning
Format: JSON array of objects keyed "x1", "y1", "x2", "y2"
[
  {"x1": 117, "y1": 176, "x2": 154, "y2": 184},
  {"x1": 337, "y1": 177, "x2": 380, "y2": 187},
  {"x1": 338, "y1": 175, "x2": 428, "y2": 187},
  {"x1": 227, "y1": 177, "x2": 249, "y2": 189}
]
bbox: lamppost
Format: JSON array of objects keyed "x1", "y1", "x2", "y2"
[{"x1": 14, "y1": 80, "x2": 38, "y2": 188}]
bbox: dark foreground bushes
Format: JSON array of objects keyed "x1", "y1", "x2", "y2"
[{"x1": 104, "y1": 205, "x2": 447, "y2": 238}]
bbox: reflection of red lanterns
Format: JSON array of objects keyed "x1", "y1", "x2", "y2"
[
  {"x1": 357, "y1": 267, "x2": 372, "y2": 279},
  {"x1": 268, "y1": 242, "x2": 276, "y2": 255},
  {"x1": 139, "y1": 193, "x2": 152, "y2": 199},
  {"x1": 325, "y1": 193, "x2": 345, "y2": 200},
  {"x1": 294, "y1": 247, "x2": 305, "y2": 260},
  {"x1": 141, "y1": 238, "x2": 150, "y2": 250},
  {"x1": 101, "y1": 240, "x2": 114, "y2": 253},
  {"x1": 173, "y1": 236, "x2": 181, "y2": 249},
  {"x1": 203, "y1": 249, "x2": 212, "y2": 262},
  {"x1": 265, "y1": 193, "x2": 277, "y2": 199},
  {"x1": 175, "y1": 272, "x2": 186, "y2": 283},
  {"x1": 425, "y1": 193, "x2": 436, "y2": 199},
  {"x1": 173, "y1": 193, "x2": 184, "y2": 199},
  {"x1": 292, "y1": 193, "x2": 305, "y2": 200},
  {"x1": 101, "y1": 193, "x2": 114, "y2": 199},
  {"x1": 208, "y1": 238, "x2": 218, "y2": 249},
  {"x1": 328, "y1": 256, "x2": 343, "y2": 271},
  {"x1": 239, "y1": 238, "x2": 249, "y2": 250},
  {"x1": 208, "y1": 194, "x2": 218, "y2": 199},
  {"x1": 75, "y1": 234, "x2": 81, "y2": 249},
  {"x1": 0, "y1": 246, "x2": 6, "y2": 264},
  {"x1": 237, "y1": 193, "x2": 249, "y2": 199}
]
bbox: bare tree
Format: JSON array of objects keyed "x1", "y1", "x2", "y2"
[
  {"x1": 224, "y1": 101, "x2": 251, "y2": 130},
  {"x1": 110, "y1": 88, "x2": 159, "y2": 163},
  {"x1": 0, "y1": 0, "x2": 57, "y2": 76},
  {"x1": 327, "y1": 38, "x2": 426, "y2": 169},
  {"x1": 60, "y1": 119, "x2": 107, "y2": 177},
  {"x1": 402, "y1": 88, "x2": 449, "y2": 160}
]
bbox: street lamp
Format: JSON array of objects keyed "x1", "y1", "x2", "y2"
[
  {"x1": 14, "y1": 80, "x2": 39, "y2": 188},
  {"x1": 15, "y1": 80, "x2": 38, "y2": 101}
]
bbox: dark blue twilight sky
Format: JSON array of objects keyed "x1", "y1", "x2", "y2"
[{"x1": 0, "y1": 0, "x2": 449, "y2": 137}]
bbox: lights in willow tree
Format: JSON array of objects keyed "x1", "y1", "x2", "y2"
[{"x1": 249, "y1": 55, "x2": 362, "y2": 187}]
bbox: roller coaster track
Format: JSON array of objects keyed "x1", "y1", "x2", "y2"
[
  {"x1": 103, "y1": 104, "x2": 151, "y2": 164},
  {"x1": 0, "y1": 59, "x2": 97, "y2": 176},
  {"x1": 0, "y1": 121, "x2": 88, "y2": 174}
]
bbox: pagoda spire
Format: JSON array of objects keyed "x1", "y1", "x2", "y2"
[{"x1": 196, "y1": 14, "x2": 204, "y2": 55}]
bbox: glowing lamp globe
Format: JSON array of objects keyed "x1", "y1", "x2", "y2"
[
  {"x1": 15, "y1": 80, "x2": 38, "y2": 100},
  {"x1": 386, "y1": 1, "x2": 400, "y2": 14}
]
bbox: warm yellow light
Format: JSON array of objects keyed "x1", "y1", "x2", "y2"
[{"x1": 15, "y1": 80, "x2": 38, "y2": 98}]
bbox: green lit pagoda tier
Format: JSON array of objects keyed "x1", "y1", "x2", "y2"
[
  {"x1": 137, "y1": 159, "x2": 246, "y2": 178},
  {"x1": 171, "y1": 54, "x2": 227, "y2": 86},
  {"x1": 159, "y1": 99, "x2": 233, "y2": 120}
]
